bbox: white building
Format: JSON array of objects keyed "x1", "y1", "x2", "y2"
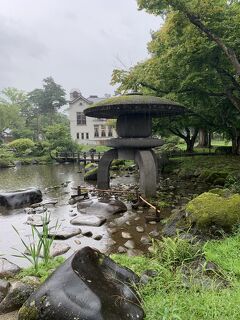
[{"x1": 68, "y1": 89, "x2": 117, "y2": 145}]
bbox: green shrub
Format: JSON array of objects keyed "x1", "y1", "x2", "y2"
[
  {"x1": 31, "y1": 141, "x2": 50, "y2": 156},
  {"x1": 8, "y1": 138, "x2": 35, "y2": 156},
  {"x1": 186, "y1": 192, "x2": 240, "y2": 231},
  {"x1": 0, "y1": 158, "x2": 12, "y2": 168}
]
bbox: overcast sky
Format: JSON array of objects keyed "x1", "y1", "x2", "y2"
[{"x1": 0, "y1": 0, "x2": 161, "y2": 98}]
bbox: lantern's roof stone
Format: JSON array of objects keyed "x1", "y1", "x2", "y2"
[{"x1": 84, "y1": 94, "x2": 186, "y2": 119}]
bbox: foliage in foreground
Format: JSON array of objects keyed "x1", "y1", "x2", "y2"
[
  {"x1": 113, "y1": 233, "x2": 240, "y2": 320},
  {"x1": 13, "y1": 213, "x2": 58, "y2": 273},
  {"x1": 17, "y1": 257, "x2": 65, "y2": 283}
]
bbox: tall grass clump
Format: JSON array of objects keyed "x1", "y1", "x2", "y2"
[{"x1": 12, "y1": 213, "x2": 59, "y2": 274}]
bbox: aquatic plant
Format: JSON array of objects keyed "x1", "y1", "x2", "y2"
[{"x1": 12, "y1": 213, "x2": 59, "y2": 273}]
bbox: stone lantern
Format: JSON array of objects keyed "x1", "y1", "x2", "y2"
[{"x1": 84, "y1": 93, "x2": 185, "y2": 197}]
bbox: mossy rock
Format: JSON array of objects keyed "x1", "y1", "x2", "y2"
[
  {"x1": 112, "y1": 159, "x2": 125, "y2": 166},
  {"x1": 84, "y1": 167, "x2": 98, "y2": 181},
  {"x1": 209, "y1": 188, "x2": 232, "y2": 198},
  {"x1": 84, "y1": 163, "x2": 98, "y2": 172},
  {"x1": 186, "y1": 192, "x2": 240, "y2": 231}
]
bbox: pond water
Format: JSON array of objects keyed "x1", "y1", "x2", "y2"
[
  {"x1": 0, "y1": 163, "x2": 144, "y2": 267},
  {"x1": 0, "y1": 163, "x2": 208, "y2": 268}
]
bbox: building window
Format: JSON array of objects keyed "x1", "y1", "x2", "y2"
[
  {"x1": 76, "y1": 112, "x2": 86, "y2": 125},
  {"x1": 101, "y1": 125, "x2": 106, "y2": 137},
  {"x1": 108, "y1": 126, "x2": 113, "y2": 137},
  {"x1": 86, "y1": 133, "x2": 89, "y2": 139},
  {"x1": 94, "y1": 125, "x2": 99, "y2": 137},
  {"x1": 76, "y1": 133, "x2": 79, "y2": 139},
  {"x1": 81, "y1": 133, "x2": 84, "y2": 139}
]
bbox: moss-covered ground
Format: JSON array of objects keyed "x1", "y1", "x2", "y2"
[
  {"x1": 112, "y1": 232, "x2": 240, "y2": 320},
  {"x1": 165, "y1": 155, "x2": 240, "y2": 180}
]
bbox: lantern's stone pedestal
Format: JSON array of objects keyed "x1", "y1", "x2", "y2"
[{"x1": 97, "y1": 138, "x2": 163, "y2": 198}]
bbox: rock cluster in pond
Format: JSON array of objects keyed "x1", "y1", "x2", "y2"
[
  {"x1": 19, "y1": 247, "x2": 144, "y2": 320},
  {"x1": 77, "y1": 198, "x2": 127, "y2": 216},
  {"x1": 0, "y1": 188, "x2": 42, "y2": 209}
]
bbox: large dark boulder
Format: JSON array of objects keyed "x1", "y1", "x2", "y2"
[
  {"x1": 19, "y1": 247, "x2": 144, "y2": 320},
  {"x1": 0, "y1": 188, "x2": 42, "y2": 209}
]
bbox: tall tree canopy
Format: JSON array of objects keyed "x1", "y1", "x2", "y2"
[
  {"x1": 137, "y1": 0, "x2": 240, "y2": 111},
  {"x1": 112, "y1": 0, "x2": 240, "y2": 153}
]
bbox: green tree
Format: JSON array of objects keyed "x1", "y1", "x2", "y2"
[
  {"x1": 45, "y1": 124, "x2": 78, "y2": 153},
  {"x1": 0, "y1": 87, "x2": 35, "y2": 140},
  {"x1": 112, "y1": 0, "x2": 240, "y2": 153},
  {"x1": 137, "y1": 0, "x2": 240, "y2": 111},
  {"x1": 28, "y1": 77, "x2": 66, "y2": 118}
]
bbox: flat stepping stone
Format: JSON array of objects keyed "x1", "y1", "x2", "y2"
[
  {"x1": 0, "y1": 259, "x2": 21, "y2": 278},
  {"x1": 47, "y1": 243, "x2": 70, "y2": 257},
  {"x1": 136, "y1": 226, "x2": 144, "y2": 233},
  {"x1": 70, "y1": 216, "x2": 106, "y2": 227},
  {"x1": 48, "y1": 227, "x2": 81, "y2": 239},
  {"x1": 26, "y1": 214, "x2": 50, "y2": 226}
]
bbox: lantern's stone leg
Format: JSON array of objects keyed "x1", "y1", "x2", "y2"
[
  {"x1": 135, "y1": 150, "x2": 157, "y2": 197},
  {"x1": 97, "y1": 149, "x2": 118, "y2": 190}
]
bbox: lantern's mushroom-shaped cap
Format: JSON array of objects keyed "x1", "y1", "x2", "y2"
[{"x1": 84, "y1": 94, "x2": 186, "y2": 119}]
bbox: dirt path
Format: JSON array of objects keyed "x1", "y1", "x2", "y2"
[{"x1": 0, "y1": 311, "x2": 18, "y2": 320}]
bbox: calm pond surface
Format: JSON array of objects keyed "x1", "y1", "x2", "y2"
[{"x1": 0, "y1": 163, "x2": 142, "y2": 267}]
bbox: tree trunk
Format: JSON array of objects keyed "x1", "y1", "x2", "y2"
[
  {"x1": 198, "y1": 128, "x2": 209, "y2": 148},
  {"x1": 231, "y1": 129, "x2": 240, "y2": 155},
  {"x1": 184, "y1": 128, "x2": 199, "y2": 153},
  {"x1": 186, "y1": 138, "x2": 195, "y2": 153}
]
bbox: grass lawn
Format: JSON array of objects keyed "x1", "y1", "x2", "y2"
[
  {"x1": 112, "y1": 232, "x2": 240, "y2": 320},
  {"x1": 78, "y1": 144, "x2": 110, "y2": 152},
  {"x1": 177, "y1": 139, "x2": 231, "y2": 151},
  {"x1": 165, "y1": 155, "x2": 240, "y2": 179}
]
